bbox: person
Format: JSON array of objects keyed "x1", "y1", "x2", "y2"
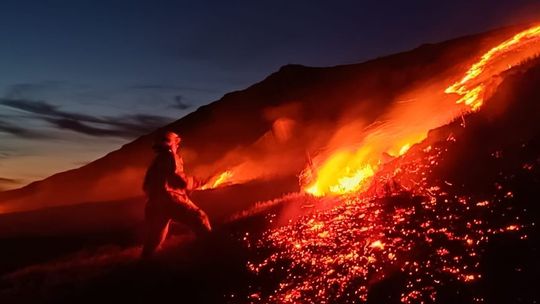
[{"x1": 141, "y1": 131, "x2": 211, "y2": 258}]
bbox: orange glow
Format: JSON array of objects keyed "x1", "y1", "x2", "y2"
[
  {"x1": 302, "y1": 129, "x2": 427, "y2": 197},
  {"x1": 200, "y1": 170, "x2": 234, "y2": 190},
  {"x1": 303, "y1": 150, "x2": 376, "y2": 197},
  {"x1": 506, "y1": 224, "x2": 519, "y2": 231},
  {"x1": 246, "y1": 25, "x2": 540, "y2": 304},
  {"x1": 398, "y1": 144, "x2": 411, "y2": 156},
  {"x1": 370, "y1": 240, "x2": 385, "y2": 249},
  {"x1": 302, "y1": 25, "x2": 540, "y2": 197},
  {"x1": 445, "y1": 25, "x2": 540, "y2": 111}
]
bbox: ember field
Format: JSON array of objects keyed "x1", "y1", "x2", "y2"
[{"x1": 1, "y1": 26, "x2": 540, "y2": 304}]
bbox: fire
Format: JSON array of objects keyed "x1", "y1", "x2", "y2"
[
  {"x1": 398, "y1": 143, "x2": 411, "y2": 156},
  {"x1": 302, "y1": 130, "x2": 427, "y2": 197},
  {"x1": 247, "y1": 137, "x2": 529, "y2": 304},
  {"x1": 304, "y1": 159, "x2": 375, "y2": 197},
  {"x1": 445, "y1": 25, "x2": 540, "y2": 110},
  {"x1": 301, "y1": 24, "x2": 540, "y2": 197},
  {"x1": 200, "y1": 170, "x2": 234, "y2": 190},
  {"x1": 244, "y1": 25, "x2": 540, "y2": 304}
]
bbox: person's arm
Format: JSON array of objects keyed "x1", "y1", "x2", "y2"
[{"x1": 164, "y1": 153, "x2": 188, "y2": 189}]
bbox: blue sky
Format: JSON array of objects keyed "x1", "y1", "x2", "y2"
[{"x1": 1, "y1": 0, "x2": 539, "y2": 189}]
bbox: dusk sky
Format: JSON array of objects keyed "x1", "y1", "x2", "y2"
[{"x1": 1, "y1": 0, "x2": 539, "y2": 190}]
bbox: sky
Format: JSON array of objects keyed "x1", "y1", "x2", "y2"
[{"x1": 1, "y1": 0, "x2": 539, "y2": 190}]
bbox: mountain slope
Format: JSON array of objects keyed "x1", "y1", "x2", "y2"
[
  {"x1": 2, "y1": 56, "x2": 540, "y2": 303},
  {"x1": 0, "y1": 25, "x2": 526, "y2": 216}
]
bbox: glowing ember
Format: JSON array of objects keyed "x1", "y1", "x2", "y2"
[
  {"x1": 369, "y1": 240, "x2": 385, "y2": 249},
  {"x1": 247, "y1": 140, "x2": 530, "y2": 303}
]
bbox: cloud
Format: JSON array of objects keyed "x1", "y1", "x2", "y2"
[
  {"x1": 0, "y1": 152, "x2": 10, "y2": 158},
  {"x1": 127, "y1": 86, "x2": 198, "y2": 110},
  {"x1": 0, "y1": 98, "x2": 175, "y2": 139},
  {"x1": 0, "y1": 119, "x2": 46, "y2": 139},
  {"x1": 0, "y1": 177, "x2": 21, "y2": 184},
  {"x1": 45, "y1": 118, "x2": 128, "y2": 137},
  {"x1": 110, "y1": 114, "x2": 174, "y2": 133},
  {"x1": 129, "y1": 84, "x2": 178, "y2": 90},
  {"x1": 4, "y1": 81, "x2": 65, "y2": 99},
  {"x1": 0, "y1": 177, "x2": 22, "y2": 191},
  {"x1": 129, "y1": 84, "x2": 217, "y2": 93},
  {"x1": 170, "y1": 95, "x2": 192, "y2": 110},
  {"x1": 1, "y1": 98, "x2": 59, "y2": 115},
  {"x1": 0, "y1": 98, "x2": 102, "y2": 123},
  {"x1": 101, "y1": 114, "x2": 176, "y2": 137}
]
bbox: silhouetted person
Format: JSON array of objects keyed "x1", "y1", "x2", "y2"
[{"x1": 141, "y1": 131, "x2": 211, "y2": 258}]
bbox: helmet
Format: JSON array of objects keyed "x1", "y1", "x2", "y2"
[{"x1": 153, "y1": 131, "x2": 181, "y2": 150}]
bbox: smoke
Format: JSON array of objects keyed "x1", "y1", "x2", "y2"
[
  {"x1": 188, "y1": 98, "x2": 358, "y2": 187},
  {"x1": 170, "y1": 95, "x2": 192, "y2": 110}
]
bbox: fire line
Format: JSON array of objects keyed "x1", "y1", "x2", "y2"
[{"x1": 301, "y1": 24, "x2": 540, "y2": 197}]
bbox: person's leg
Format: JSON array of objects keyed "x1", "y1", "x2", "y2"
[
  {"x1": 168, "y1": 199, "x2": 212, "y2": 237},
  {"x1": 187, "y1": 207, "x2": 212, "y2": 236},
  {"x1": 141, "y1": 204, "x2": 171, "y2": 258}
]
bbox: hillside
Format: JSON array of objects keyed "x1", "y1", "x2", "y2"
[
  {"x1": 0, "y1": 25, "x2": 525, "y2": 216},
  {"x1": 1, "y1": 53, "x2": 540, "y2": 304}
]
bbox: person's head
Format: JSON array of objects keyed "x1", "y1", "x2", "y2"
[{"x1": 153, "y1": 131, "x2": 181, "y2": 152}]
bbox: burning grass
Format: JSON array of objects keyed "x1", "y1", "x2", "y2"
[
  {"x1": 244, "y1": 133, "x2": 538, "y2": 304},
  {"x1": 240, "y1": 54, "x2": 540, "y2": 303},
  {"x1": 300, "y1": 24, "x2": 540, "y2": 198}
]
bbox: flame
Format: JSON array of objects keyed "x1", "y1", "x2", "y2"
[
  {"x1": 304, "y1": 149, "x2": 376, "y2": 196},
  {"x1": 245, "y1": 24, "x2": 540, "y2": 304},
  {"x1": 302, "y1": 24, "x2": 540, "y2": 197},
  {"x1": 445, "y1": 25, "x2": 540, "y2": 110},
  {"x1": 398, "y1": 143, "x2": 411, "y2": 156},
  {"x1": 303, "y1": 132, "x2": 426, "y2": 197},
  {"x1": 200, "y1": 170, "x2": 234, "y2": 190}
]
